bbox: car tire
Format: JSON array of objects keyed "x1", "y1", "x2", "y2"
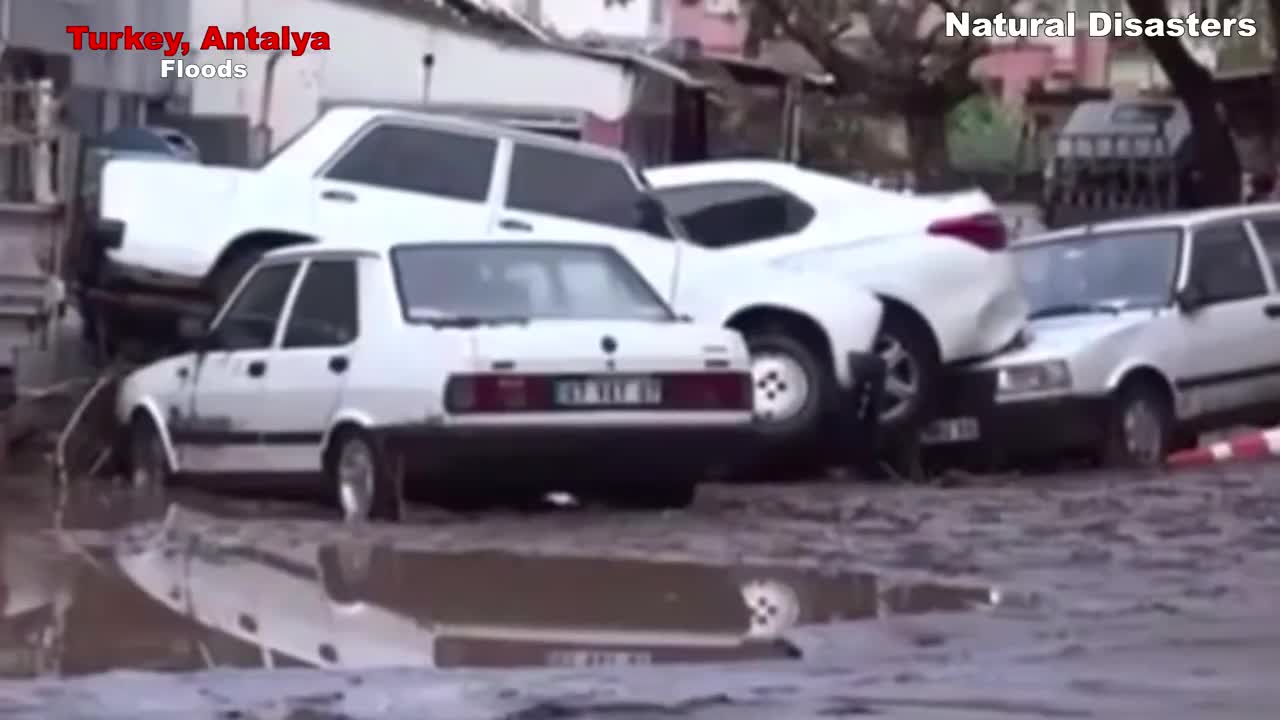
[
  {"x1": 743, "y1": 329, "x2": 829, "y2": 441},
  {"x1": 326, "y1": 428, "x2": 404, "y2": 523},
  {"x1": 874, "y1": 307, "x2": 940, "y2": 433},
  {"x1": 1101, "y1": 382, "x2": 1173, "y2": 468},
  {"x1": 207, "y1": 248, "x2": 263, "y2": 305},
  {"x1": 127, "y1": 412, "x2": 171, "y2": 490}
]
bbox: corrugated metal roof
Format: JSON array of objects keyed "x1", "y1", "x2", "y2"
[{"x1": 334, "y1": 0, "x2": 544, "y2": 39}]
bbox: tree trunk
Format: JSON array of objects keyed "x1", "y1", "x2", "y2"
[
  {"x1": 1128, "y1": 0, "x2": 1241, "y2": 205},
  {"x1": 903, "y1": 107, "x2": 950, "y2": 192},
  {"x1": 1269, "y1": 0, "x2": 1280, "y2": 163}
]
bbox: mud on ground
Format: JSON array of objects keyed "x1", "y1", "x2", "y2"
[{"x1": 2, "y1": 454, "x2": 1280, "y2": 719}]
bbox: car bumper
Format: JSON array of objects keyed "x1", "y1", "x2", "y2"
[
  {"x1": 926, "y1": 370, "x2": 1108, "y2": 456},
  {"x1": 377, "y1": 422, "x2": 753, "y2": 476}
]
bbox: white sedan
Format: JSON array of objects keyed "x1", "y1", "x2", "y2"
[
  {"x1": 926, "y1": 204, "x2": 1280, "y2": 467},
  {"x1": 646, "y1": 160, "x2": 1029, "y2": 433},
  {"x1": 115, "y1": 238, "x2": 756, "y2": 520}
]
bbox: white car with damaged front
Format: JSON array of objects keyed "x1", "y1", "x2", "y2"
[
  {"x1": 645, "y1": 160, "x2": 1029, "y2": 436},
  {"x1": 115, "y1": 239, "x2": 756, "y2": 520},
  {"x1": 925, "y1": 206, "x2": 1280, "y2": 467},
  {"x1": 93, "y1": 107, "x2": 885, "y2": 455}
]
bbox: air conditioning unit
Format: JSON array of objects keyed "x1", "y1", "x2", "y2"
[{"x1": 704, "y1": 0, "x2": 741, "y2": 15}]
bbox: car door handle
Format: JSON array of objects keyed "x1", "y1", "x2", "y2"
[
  {"x1": 329, "y1": 355, "x2": 349, "y2": 374},
  {"x1": 499, "y1": 218, "x2": 532, "y2": 232},
  {"x1": 246, "y1": 360, "x2": 267, "y2": 377},
  {"x1": 1266, "y1": 304, "x2": 1280, "y2": 318},
  {"x1": 321, "y1": 189, "x2": 357, "y2": 203}
]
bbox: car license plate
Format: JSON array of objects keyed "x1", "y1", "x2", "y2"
[
  {"x1": 554, "y1": 377, "x2": 662, "y2": 406},
  {"x1": 544, "y1": 650, "x2": 653, "y2": 667},
  {"x1": 920, "y1": 417, "x2": 980, "y2": 445}
]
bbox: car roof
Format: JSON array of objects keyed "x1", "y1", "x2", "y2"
[
  {"x1": 261, "y1": 237, "x2": 623, "y2": 262},
  {"x1": 646, "y1": 159, "x2": 805, "y2": 188},
  {"x1": 319, "y1": 105, "x2": 632, "y2": 164},
  {"x1": 1020, "y1": 202, "x2": 1280, "y2": 246}
]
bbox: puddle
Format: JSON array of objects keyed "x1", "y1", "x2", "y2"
[{"x1": 0, "y1": 505, "x2": 997, "y2": 678}]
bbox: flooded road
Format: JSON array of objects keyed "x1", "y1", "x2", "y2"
[{"x1": 4, "y1": 463, "x2": 1280, "y2": 718}]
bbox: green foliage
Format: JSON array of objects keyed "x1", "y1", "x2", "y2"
[{"x1": 947, "y1": 95, "x2": 1029, "y2": 171}]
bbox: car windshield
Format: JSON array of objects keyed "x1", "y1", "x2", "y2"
[
  {"x1": 391, "y1": 243, "x2": 674, "y2": 323},
  {"x1": 1015, "y1": 228, "x2": 1182, "y2": 318}
]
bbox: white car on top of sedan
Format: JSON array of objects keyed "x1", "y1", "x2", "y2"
[
  {"x1": 926, "y1": 204, "x2": 1280, "y2": 467},
  {"x1": 646, "y1": 160, "x2": 1029, "y2": 433},
  {"x1": 95, "y1": 107, "x2": 885, "y2": 455},
  {"x1": 115, "y1": 237, "x2": 756, "y2": 521}
]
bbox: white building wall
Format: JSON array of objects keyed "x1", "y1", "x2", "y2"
[
  {"x1": 492, "y1": 0, "x2": 672, "y2": 42},
  {"x1": 428, "y1": 32, "x2": 633, "y2": 120},
  {"x1": 187, "y1": 0, "x2": 436, "y2": 149},
  {"x1": 185, "y1": 0, "x2": 634, "y2": 150}
]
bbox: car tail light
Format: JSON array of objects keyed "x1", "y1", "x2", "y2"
[
  {"x1": 926, "y1": 212, "x2": 1008, "y2": 251},
  {"x1": 445, "y1": 374, "x2": 552, "y2": 413},
  {"x1": 663, "y1": 372, "x2": 752, "y2": 411}
]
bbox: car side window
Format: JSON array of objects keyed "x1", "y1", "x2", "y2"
[
  {"x1": 326, "y1": 124, "x2": 496, "y2": 202},
  {"x1": 212, "y1": 263, "x2": 300, "y2": 351},
  {"x1": 653, "y1": 181, "x2": 815, "y2": 248},
  {"x1": 506, "y1": 144, "x2": 661, "y2": 233},
  {"x1": 1189, "y1": 223, "x2": 1268, "y2": 303},
  {"x1": 283, "y1": 259, "x2": 359, "y2": 348},
  {"x1": 1249, "y1": 216, "x2": 1280, "y2": 284}
]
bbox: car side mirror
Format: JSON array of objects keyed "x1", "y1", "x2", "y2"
[{"x1": 1174, "y1": 284, "x2": 1204, "y2": 313}]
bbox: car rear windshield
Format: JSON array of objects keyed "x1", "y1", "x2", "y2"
[
  {"x1": 1014, "y1": 228, "x2": 1182, "y2": 315},
  {"x1": 391, "y1": 243, "x2": 674, "y2": 323}
]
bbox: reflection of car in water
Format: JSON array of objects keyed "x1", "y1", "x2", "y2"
[
  {"x1": 1, "y1": 509, "x2": 997, "y2": 678},
  {"x1": 115, "y1": 507, "x2": 801, "y2": 670}
]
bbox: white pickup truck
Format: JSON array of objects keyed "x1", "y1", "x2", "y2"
[{"x1": 89, "y1": 107, "x2": 886, "y2": 452}]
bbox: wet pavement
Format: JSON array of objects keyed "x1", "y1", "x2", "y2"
[{"x1": 3, "y1": 462, "x2": 1280, "y2": 718}]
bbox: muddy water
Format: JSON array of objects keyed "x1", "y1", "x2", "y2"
[
  {"x1": 0, "y1": 503, "x2": 993, "y2": 678},
  {"x1": 6, "y1": 463, "x2": 1280, "y2": 718}
]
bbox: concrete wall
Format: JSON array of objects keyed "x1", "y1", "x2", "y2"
[
  {"x1": 6, "y1": 0, "x2": 188, "y2": 96},
  {"x1": 186, "y1": 0, "x2": 637, "y2": 155}
]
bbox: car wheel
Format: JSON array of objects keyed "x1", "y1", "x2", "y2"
[
  {"x1": 743, "y1": 330, "x2": 828, "y2": 439},
  {"x1": 326, "y1": 429, "x2": 404, "y2": 523},
  {"x1": 739, "y1": 577, "x2": 803, "y2": 640},
  {"x1": 127, "y1": 413, "x2": 171, "y2": 490},
  {"x1": 874, "y1": 309, "x2": 940, "y2": 431},
  {"x1": 207, "y1": 249, "x2": 263, "y2": 305},
  {"x1": 1101, "y1": 382, "x2": 1173, "y2": 468}
]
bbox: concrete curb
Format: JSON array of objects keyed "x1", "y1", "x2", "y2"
[{"x1": 1166, "y1": 428, "x2": 1280, "y2": 468}]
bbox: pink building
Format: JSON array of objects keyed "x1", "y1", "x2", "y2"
[
  {"x1": 973, "y1": 36, "x2": 1110, "y2": 106},
  {"x1": 669, "y1": 0, "x2": 748, "y2": 56}
]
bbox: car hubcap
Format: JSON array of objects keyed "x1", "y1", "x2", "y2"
[
  {"x1": 1123, "y1": 400, "x2": 1163, "y2": 465},
  {"x1": 337, "y1": 440, "x2": 375, "y2": 522},
  {"x1": 875, "y1": 333, "x2": 918, "y2": 424},
  {"x1": 740, "y1": 579, "x2": 801, "y2": 639},
  {"x1": 131, "y1": 428, "x2": 166, "y2": 489},
  {"x1": 751, "y1": 352, "x2": 811, "y2": 425}
]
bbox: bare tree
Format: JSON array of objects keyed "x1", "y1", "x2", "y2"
[
  {"x1": 749, "y1": 0, "x2": 1007, "y2": 188},
  {"x1": 1126, "y1": 0, "x2": 1242, "y2": 204}
]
